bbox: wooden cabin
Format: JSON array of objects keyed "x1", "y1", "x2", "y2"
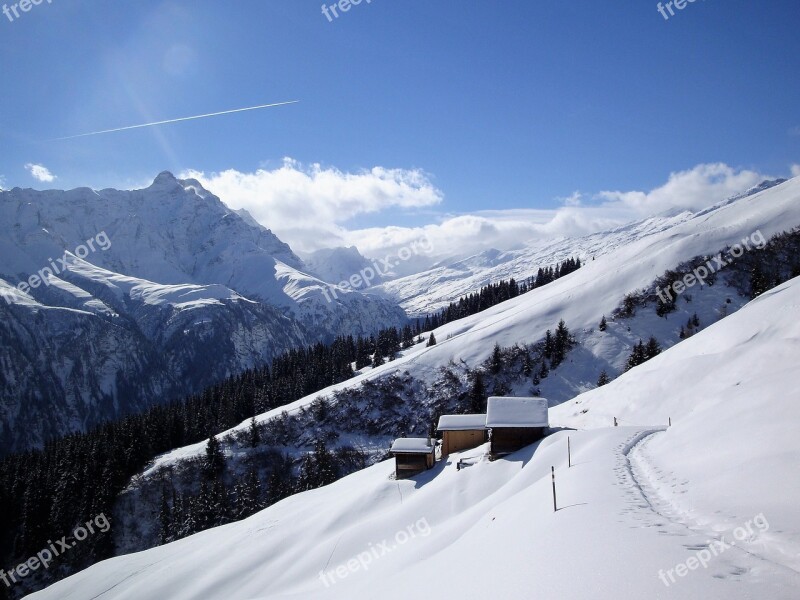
[
  {"x1": 436, "y1": 414, "x2": 488, "y2": 457},
  {"x1": 486, "y1": 396, "x2": 549, "y2": 455},
  {"x1": 390, "y1": 438, "x2": 436, "y2": 479}
]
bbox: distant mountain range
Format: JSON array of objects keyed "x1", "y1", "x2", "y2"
[
  {"x1": 375, "y1": 179, "x2": 789, "y2": 316},
  {"x1": 0, "y1": 172, "x2": 405, "y2": 454}
]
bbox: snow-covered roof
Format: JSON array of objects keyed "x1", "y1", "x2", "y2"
[
  {"x1": 391, "y1": 438, "x2": 435, "y2": 454},
  {"x1": 486, "y1": 397, "x2": 549, "y2": 428},
  {"x1": 437, "y1": 414, "x2": 487, "y2": 431}
]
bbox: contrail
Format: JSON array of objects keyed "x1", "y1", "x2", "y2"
[{"x1": 52, "y1": 100, "x2": 299, "y2": 140}]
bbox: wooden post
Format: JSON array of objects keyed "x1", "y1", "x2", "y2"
[
  {"x1": 551, "y1": 466, "x2": 557, "y2": 512},
  {"x1": 669, "y1": 417, "x2": 672, "y2": 427},
  {"x1": 568, "y1": 436, "x2": 571, "y2": 468}
]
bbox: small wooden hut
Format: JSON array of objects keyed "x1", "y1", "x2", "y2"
[
  {"x1": 390, "y1": 438, "x2": 436, "y2": 479},
  {"x1": 436, "y1": 414, "x2": 488, "y2": 457},
  {"x1": 486, "y1": 397, "x2": 549, "y2": 455}
]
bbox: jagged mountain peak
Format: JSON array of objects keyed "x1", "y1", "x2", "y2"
[
  {"x1": 150, "y1": 170, "x2": 181, "y2": 186},
  {"x1": 0, "y1": 176, "x2": 407, "y2": 454}
]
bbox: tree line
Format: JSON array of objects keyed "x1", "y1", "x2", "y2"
[{"x1": 421, "y1": 257, "x2": 581, "y2": 330}]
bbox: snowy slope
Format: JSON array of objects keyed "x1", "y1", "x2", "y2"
[
  {"x1": 28, "y1": 276, "x2": 800, "y2": 599},
  {"x1": 551, "y1": 277, "x2": 800, "y2": 570},
  {"x1": 374, "y1": 211, "x2": 693, "y2": 315},
  {"x1": 301, "y1": 246, "x2": 374, "y2": 285},
  {"x1": 374, "y1": 180, "x2": 788, "y2": 316},
  {"x1": 137, "y1": 176, "x2": 800, "y2": 473}
]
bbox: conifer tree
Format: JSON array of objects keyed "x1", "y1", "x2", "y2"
[
  {"x1": 539, "y1": 360, "x2": 549, "y2": 379},
  {"x1": 401, "y1": 325, "x2": 414, "y2": 349},
  {"x1": 469, "y1": 371, "x2": 487, "y2": 413},
  {"x1": 298, "y1": 440, "x2": 338, "y2": 491},
  {"x1": 234, "y1": 469, "x2": 262, "y2": 519},
  {"x1": 552, "y1": 320, "x2": 571, "y2": 367},
  {"x1": 750, "y1": 262, "x2": 769, "y2": 298},
  {"x1": 158, "y1": 486, "x2": 173, "y2": 544},
  {"x1": 248, "y1": 417, "x2": 260, "y2": 449},
  {"x1": 625, "y1": 341, "x2": 646, "y2": 371},
  {"x1": 543, "y1": 330, "x2": 554, "y2": 359},
  {"x1": 204, "y1": 435, "x2": 225, "y2": 480},
  {"x1": 490, "y1": 343, "x2": 503, "y2": 374},
  {"x1": 265, "y1": 454, "x2": 294, "y2": 505},
  {"x1": 645, "y1": 336, "x2": 662, "y2": 360},
  {"x1": 522, "y1": 351, "x2": 533, "y2": 377}
]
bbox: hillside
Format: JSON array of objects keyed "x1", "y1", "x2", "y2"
[
  {"x1": 28, "y1": 273, "x2": 800, "y2": 599},
  {"x1": 9, "y1": 177, "x2": 800, "y2": 599},
  {"x1": 140, "y1": 176, "x2": 800, "y2": 468},
  {"x1": 374, "y1": 180, "x2": 787, "y2": 316}
]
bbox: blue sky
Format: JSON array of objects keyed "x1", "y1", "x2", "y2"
[{"x1": 1, "y1": 0, "x2": 798, "y2": 256}]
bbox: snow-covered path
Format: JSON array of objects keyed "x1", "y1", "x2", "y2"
[{"x1": 628, "y1": 429, "x2": 800, "y2": 583}]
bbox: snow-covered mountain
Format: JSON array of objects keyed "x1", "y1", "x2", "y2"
[
  {"x1": 15, "y1": 176, "x2": 800, "y2": 599},
  {"x1": 128, "y1": 176, "x2": 800, "y2": 475},
  {"x1": 30, "y1": 262, "x2": 800, "y2": 600},
  {"x1": 0, "y1": 173, "x2": 405, "y2": 453},
  {"x1": 375, "y1": 180, "x2": 788, "y2": 316},
  {"x1": 302, "y1": 246, "x2": 374, "y2": 285}
]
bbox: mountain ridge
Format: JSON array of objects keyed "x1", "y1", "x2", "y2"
[{"x1": 0, "y1": 173, "x2": 406, "y2": 454}]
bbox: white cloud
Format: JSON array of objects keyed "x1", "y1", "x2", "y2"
[
  {"x1": 792, "y1": 164, "x2": 800, "y2": 178},
  {"x1": 557, "y1": 191, "x2": 583, "y2": 207},
  {"x1": 25, "y1": 163, "x2": 57, "y2": 183},
  {"x1": 343, "y1": 163, "x2": 773, "y2": 260},
  {"x1": 182, "y1": 161, "x2": 774, "y2": 261},
  {"x1": 596, "y1": 163, "x2": 766, "y2": 214},
  {"x1": 0, "y1": 175, "x2": 5, "y2": 190},
  {"x1": 342, "y1": 205, "x2": 629, "y2": 261},
  {"x1": 181, "y1": 158, "x2": 442, "y2": 254}
]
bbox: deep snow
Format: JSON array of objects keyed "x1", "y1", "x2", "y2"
[{"x1": 25, "y1": 180, "x2": 800, "y2": 600}]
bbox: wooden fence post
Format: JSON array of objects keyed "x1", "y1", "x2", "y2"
[
  {"x1": 568, "y1": 436, "x2": 571, "y2": 468},
  {"x1": 551, "y1": 466, "x2": 557, "y2": 512}
]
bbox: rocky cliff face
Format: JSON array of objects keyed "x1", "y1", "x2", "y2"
[{"x1": 0, "y1": 173, "x2": 406, "y2": 454}]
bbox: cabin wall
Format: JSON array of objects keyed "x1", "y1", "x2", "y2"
[
  {"x1": 441, "y1": 430, "x2": 487, "y2": 457},
  {"x1": 426, "y1": 453, "x2": 435, "y2": 469},
  {"x1": 395, "y1": 453, "x2": 434, "y2": 479},
  {"x1": 490, "y1": 427, "x2": 545, "y2": 454}
]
